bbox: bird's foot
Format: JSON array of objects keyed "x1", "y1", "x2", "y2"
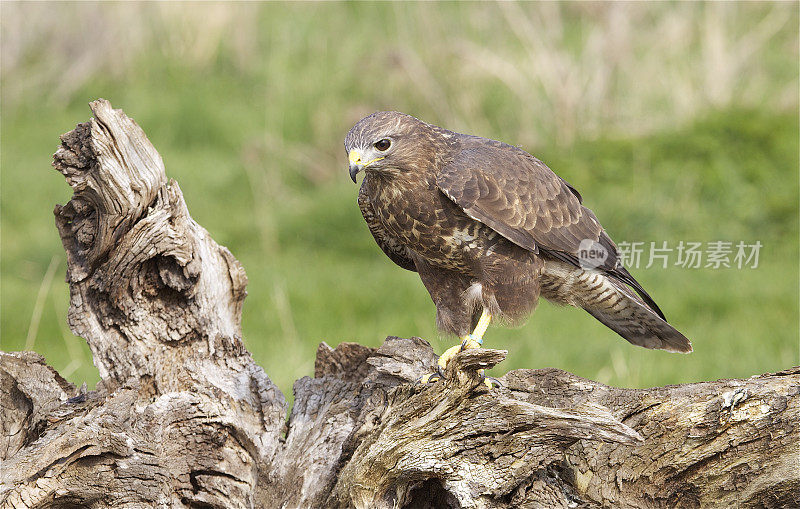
[
  {"x1": 437, "y1": 335, "x2": 482, "y2": 371},
  {"x1": 420, "y1": 310, "x2": 497, "y2": 386},
  {"x1": 417, "y1": 335, "x2": 499, "y2": 389}
]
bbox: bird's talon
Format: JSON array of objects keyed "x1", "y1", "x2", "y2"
[
  {"x1": 417, "y1": 372, "x2": 442, "y2": 385},
  {"x1": 477, "y1": 368, "x2": 501, "y2": 389}
]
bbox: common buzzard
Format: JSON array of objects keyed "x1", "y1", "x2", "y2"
[{"x1": 345, "y1": 112, "x2": 691, "y2": 380}]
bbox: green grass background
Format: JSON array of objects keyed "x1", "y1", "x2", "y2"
[{"x1": 2, "y1": 3, "x2": 798, "y2": 396}]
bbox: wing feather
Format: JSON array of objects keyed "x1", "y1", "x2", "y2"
[
  {"x1": 437, "y1": 142, "x2": 610, "y2": 267},
  {"x1": 436, "y1": 139, "x2": 667, "y2": 318}
]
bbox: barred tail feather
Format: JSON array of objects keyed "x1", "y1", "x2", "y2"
[
  {"x1": 582, "y1": 276, "x2": 692, "y2": 353},
  {"x1": 540, "y1": 262, "x2": 692, "y2": 353}
]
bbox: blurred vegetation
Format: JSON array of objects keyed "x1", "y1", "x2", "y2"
[{"x1": 1, "y1": 2, "x2": 797, "y2": 396}]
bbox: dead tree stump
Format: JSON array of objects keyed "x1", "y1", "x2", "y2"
[{"x1": 0, "y1": 100, "x2": 797, "y2": 509}]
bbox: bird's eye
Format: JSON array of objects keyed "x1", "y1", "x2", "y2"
[{"x1": 374, "y1": 139, "x2": 391, "y2": 151}]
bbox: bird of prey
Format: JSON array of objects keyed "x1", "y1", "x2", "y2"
[{"x1": 345, "y1": 111, "x2": 691, "y2": 382}]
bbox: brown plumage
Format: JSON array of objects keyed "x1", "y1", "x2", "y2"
[{"x1": 345, "y1": 111, "x2": 691, "y2": 353}]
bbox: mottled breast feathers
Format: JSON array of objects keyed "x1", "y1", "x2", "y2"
[{"x1": 358, "y1": 182, "x2": 417, "y2": 272}]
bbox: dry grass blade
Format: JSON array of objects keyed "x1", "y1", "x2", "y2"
[{"x1": 24, "y1": 255, "x2": 60, "y2": 350}]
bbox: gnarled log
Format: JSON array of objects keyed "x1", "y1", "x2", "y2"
[{"x1": 0, "y1": 100, "x2": 797, "y2": 509}]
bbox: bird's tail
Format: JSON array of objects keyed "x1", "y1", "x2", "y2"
[
  {"x1": 541, "y1": 262, "x2": 692, "y2": 353},
  {"x1": 583, "y1": 272, "x2": 692, "y2": 353}
]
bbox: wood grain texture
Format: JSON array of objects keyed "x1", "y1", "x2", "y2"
[{"x1": 0, "y1": 101, "x2": 796, "y2": 509}]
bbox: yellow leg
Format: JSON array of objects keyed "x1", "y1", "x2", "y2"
[
  {"x1": 471, "y1": 308, "x2": 492, "y2": 343},
  {"x1": 437, "y1": 309, "x2": 492, "y2": 371},
  {"x1": 465, "y1": 309, "x2": 499, "y2": 388}
]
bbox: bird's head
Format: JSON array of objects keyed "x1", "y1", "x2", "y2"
[{"x1": 344, "y1": 111, "x2": 437, "y2": 183}]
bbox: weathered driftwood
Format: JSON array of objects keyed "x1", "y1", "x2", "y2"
[{"x1": 0, "y1": 100, "x2": 797, "y2": 509}]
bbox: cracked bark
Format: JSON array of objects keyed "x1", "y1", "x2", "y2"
[{"x1": 0, "y1": 100, "x2": 797, "y2": 509}]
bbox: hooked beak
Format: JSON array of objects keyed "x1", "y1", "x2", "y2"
[{"x1": 348, "y1": 149, "x2": 363, "y2": 183}]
